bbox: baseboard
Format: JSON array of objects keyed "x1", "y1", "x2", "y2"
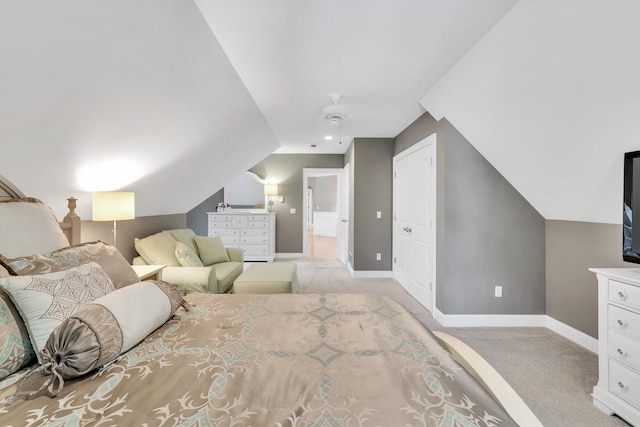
[
  {"x1": 350, "y1": 270, "x2": 393, "y2": 278},
  {"x1": 434, "y1": 309, "x2": 597, "y2": 353},
  {"x1": 544, "y1": 316, "x2": 598, "y2": 353},
  {"x1": 276, "y1": 253, "x2": 304, "y2": 259}
]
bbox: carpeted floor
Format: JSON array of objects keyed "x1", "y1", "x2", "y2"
[{"x1": 289, "y1": 257, "x2": 631, "y2": 427}]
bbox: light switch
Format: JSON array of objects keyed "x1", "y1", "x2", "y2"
[
  {"x1": 290, "y1": 208, "x2": 296, "y2": 214},
  {"x1": 376, "y1": 211, "x2": 382, "y2": 219}
]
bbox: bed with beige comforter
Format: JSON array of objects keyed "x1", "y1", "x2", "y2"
[{"x1": 0, "y1": 292, "x2": 515, "y2": 426}]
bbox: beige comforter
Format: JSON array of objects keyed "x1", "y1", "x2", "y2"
[{"x1": 0, "y1": 293, "x2": 516, "y2": 426}]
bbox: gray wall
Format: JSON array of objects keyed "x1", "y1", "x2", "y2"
[
  {"x1": 187, "y1": 188, "x2": 224, "y2": 237},
  {"x1": 309, "y1": 175, "x2": 337, "y2": 212},
  {"x1": 82, "y1": 214, "x2": 187, "y2": 263},
  {"x1": 546, "y1": 220, "x2": 632, "y2": 338},
  {"x1": 395, "y1": 112, "x2": 546, "y2": 315},
  {"x1": 346, "y1": 138, "x2": 394, "y2": 271},
  {"x1": 250, "y1": 154, "x2": 344, "y2": 253}
]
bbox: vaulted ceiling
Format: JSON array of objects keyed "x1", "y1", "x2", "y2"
[{"x1": 1, "y1": 0, "x2": 638, "y2": 224}]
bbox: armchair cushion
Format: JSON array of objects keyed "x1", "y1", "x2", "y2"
[
  {"x1": 134, "y1": 231, "x2": 180, "y2": 266},
  {"x1": 175, "y1": 242, "x2": 203, "y2": 267},
  {"x1": 194, "y1": 236, "x2": 230, "y2": 266},
  {"x1": 166, "y1": 229, "x2": 199, "y2": 256}
]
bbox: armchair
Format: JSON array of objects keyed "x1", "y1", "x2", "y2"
[{"x1": 133, "y1": 228, "x2": 243, "y2": 294}]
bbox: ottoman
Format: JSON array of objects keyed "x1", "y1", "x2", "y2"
[{"x1": 232, "y1": 263, "x2": 299, "y2": 294}]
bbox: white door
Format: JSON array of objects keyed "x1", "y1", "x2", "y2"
[
  {"x1": 393, "y1": 134, "x2": 436, "y2": 314},
  {"x1": 337, "y1": 164, "x2": 349, "y2": 265}
]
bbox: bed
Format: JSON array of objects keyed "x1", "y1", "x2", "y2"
[{"x1": 0, "y1": 175, "x2": 541, "y2": 426}]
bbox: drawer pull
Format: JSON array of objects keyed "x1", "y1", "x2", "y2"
[
  {"x1": 618, "y1": 381, "x2": 626, "y2": 389},
  {"x1": 617, "y1": 319, "x2": 626, "y2": 327},
  {"x1": 617, "y1": 348, "x2": 625, "y2": 356},
  {"x1": 618, "y1": 291, "x2": 626, "y2": 299}
]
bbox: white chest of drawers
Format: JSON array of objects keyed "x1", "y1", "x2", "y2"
[
  {"x1": 590, "y1": 268, "x2": 640, "y2": 426},
  {"x1": 208, "y1": 211, "x2": 276, "y2": 262}
]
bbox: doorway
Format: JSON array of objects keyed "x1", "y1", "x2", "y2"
[{"x1": 303, "y1": 168, "x2": 348, "y2": 262}]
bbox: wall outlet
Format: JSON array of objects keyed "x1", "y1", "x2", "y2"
[
  {"x1": 495, "y1": 285, "x2": 503, "y2": 298},
  {"x1": 376, "y1": 253, "x2": 382, "y2": 261},
  {"x1": 290, "y1": 208, "x2": 296, "y2": 214},
  {"x1": 376, "y1": 211, "x2": 382, "y2": 219}
]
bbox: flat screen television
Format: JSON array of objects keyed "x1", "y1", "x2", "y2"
[{"x1": 623, "y1": 150, "x2": 640, "y2": 263}]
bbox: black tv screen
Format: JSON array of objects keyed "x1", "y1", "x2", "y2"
[{"x1": 623, "y1": 150, "x2": 640, "y2": 263}]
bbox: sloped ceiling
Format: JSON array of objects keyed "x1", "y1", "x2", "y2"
[
  {"x1": 0, "y1": 0, "x2": 279, "y2": 219},
  {"x1": 422, "y1": 0, "x2": 640, "y2": 224}
]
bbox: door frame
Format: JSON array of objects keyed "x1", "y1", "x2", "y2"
[
  {"x1": 302, "y1": 168, "x2": 346, "y2": 259},
  {"x1": 392, "y1": 134, "x2": 437, "y2": 314}
]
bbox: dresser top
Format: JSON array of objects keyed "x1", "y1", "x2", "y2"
[{"x1": 590, "y1": 268, "x2": 640, "y2": 285}]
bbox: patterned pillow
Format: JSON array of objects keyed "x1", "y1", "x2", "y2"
[
  {"x1": 0, "y1": 262, "x2": 115, "y2": 364},
  {"x1": 0, "y1": 289, "x2": 35, "y2": 379},
  {"x1": 2, "y1": 241, "x2": 140, "y2": 289}
]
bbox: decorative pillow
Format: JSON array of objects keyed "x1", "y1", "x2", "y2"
[
  {"x1": 175, "y1": 241, "x2": 204, "y2": 267},
  {"x1": 0, "y1": 289, "x2": 35, "y2": 380},
  {"x1": 0, "y1": 262, "x2": 115, "y2": 364},
  {"x1": 0, "y1": 198, "x2": 70, "y2": 258},
  {"x1": 0, "y1": 264, "x2": 10, "y2": 278},
  {"x1": 40, "y1": 281, "x2": 185, "y2": 395},
  {"x1": 2, "y1": 241, "x2": 140, "y2": 289},
  {"x1": 166, "y1": 229, "x2": 199, "y2": 256},
  {"x1": 194, "y1": 236, "x2": 230, "y2": 266},
  {"x1": 134, "y1": 231, "x2": 180, "y2": 266}
]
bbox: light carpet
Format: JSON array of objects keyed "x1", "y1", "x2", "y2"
[{"x1": 289, "y1": 257, "x2": 630, "y2": 427}]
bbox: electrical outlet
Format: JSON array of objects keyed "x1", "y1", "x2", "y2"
[
  {"x1": 290, "y1": 208, "x2": 296, "y2": 214},
  {"x1": 376, "y1": 253, "x2": 382, "y2": 261},
  {"x1": 495, "y1": 286, "x2": 502, "y2": 298},
  {"x1": 376, "y1": 211, "x2": 382, "y2": 219}
]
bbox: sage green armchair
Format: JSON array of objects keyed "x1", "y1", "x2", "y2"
[{"x1": 132, "y1": 228, "x2": 243, "y2": 294}]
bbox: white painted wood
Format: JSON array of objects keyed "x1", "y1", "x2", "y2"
[
  {"x1": 393, "y1": 134, "x2": 437, "y2": 314},
  {"x1": 590, "y1": 268, "x2": 640, "y2": 426},
  {"x1": 337, "y1": 164, "x2": 349, "y2": 265},
  {"x1": 208, "y1": 211, "x2": 275, "y2": 262},
  {"x1": 313, "y1": 211, "x2": 337, "y2": 237}
]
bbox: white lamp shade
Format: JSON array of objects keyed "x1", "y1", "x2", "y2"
[
  {"x1": 92, "y1": 192, "x2": 135, "y2": 221},
  {"x1": 264, "y1": 184, "x2": 278, "y2": 195}
]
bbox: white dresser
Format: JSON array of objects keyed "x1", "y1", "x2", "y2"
[
  {"x1": 208, "y1": 211, "x2": 276, "y2": 262},
  {"x1": 590, "y1": 268, "x2": 640, "y2": 426}
]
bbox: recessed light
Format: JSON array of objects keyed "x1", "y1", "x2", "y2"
[{"x1": 324, "y1": 135, "x2": 333, "y2": 141}]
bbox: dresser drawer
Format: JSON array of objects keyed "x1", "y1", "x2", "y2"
[
  {"x1": 609, "y1": 331, "x2": 640, "y2": 371},
  {"x1": 210, "y1": 229, "x2": 239, "y2": 237},
  {"x1": 609, "y1": 305, "x2": 640, "y2": 341},
  {"x1": 211, "y1": 221, "x2": 233, "y2": 228},
  {"x1": 242, "y1": 245, "x2": 269, "y2": 256},
  {"x1": 241, "y1": 236, "x2": 269, "y2": 245},
  {"x1": 210, "y1": 214, "x2": 234, "y2": 222},
  {"x1": 610, "y1": 279, "x2": 640, "y2": 311},
  {"x1": 609, "y1": 360, "x2": 640, "y2": 410},
  {"x1": 242, "y1": 229, "x2": 268, "y2": 237},
  {"x1": 248, "y1": 214, "x2": 269, "y2": 222},
  {"x1": 219, "y1": 236, "x2": 239, "y2": 245},
  {"x1": 232, "y1": 217, "x2": 248, "y2": 228},
  {"x1": 248, "y1": 221, "x2": 269, "y2": 229}
]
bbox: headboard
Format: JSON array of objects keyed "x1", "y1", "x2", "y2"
[{"x1": 0, "y1": 174, "x2": 81, "y2": 245}]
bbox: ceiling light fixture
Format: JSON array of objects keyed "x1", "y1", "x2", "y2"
[{"x1": 322, "y1": 93, "x2": 347, "y2": 124}]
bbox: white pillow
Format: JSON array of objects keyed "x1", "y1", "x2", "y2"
[
  {"x1": 0, "y1": 262, "x2": 115, "y2": 364},
  {"x1": 0, "y1": 199, "x2": 70, "y2": 258}
]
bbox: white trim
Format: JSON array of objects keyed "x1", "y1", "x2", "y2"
[
  {"x1": 433, "y1": 309, "x2": 598, "y2": 353},
  {"x1": 276, "y1": 253, "x2": 304, "y2": 259},
  {"x1": 544, "y1": 316, "x2": 598, "y2": 353},
  {"x1": 350, "y1": 270, "x2": 393, "y2": 279}
]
